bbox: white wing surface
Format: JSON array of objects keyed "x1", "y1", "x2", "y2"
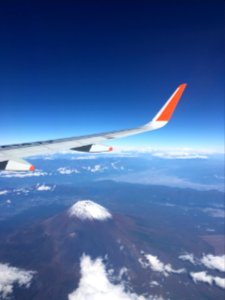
[{"x1": 0, "y1": 84, "x2": 187, "y2": 171}]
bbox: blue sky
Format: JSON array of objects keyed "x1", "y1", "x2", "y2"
[{"x1": 0, "y1": 1, "x2": 224, "y2": 151}]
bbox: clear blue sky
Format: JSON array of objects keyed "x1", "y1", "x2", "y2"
[{"x1": 0, "y1": 0, "x2": 224, "y2": 151}]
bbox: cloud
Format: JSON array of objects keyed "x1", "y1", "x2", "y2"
[
  {"x1": 112, "y1": 146, "x2": 216, "y2": 159},
  {"x1": 152, "y1": 151, "x2": 208, "y2": 160},
  {"x1": 139, "y1": 254, "x2": 185, "y2": 277},
  {"x1": 150, "y1": 281, "x2": 160, "y2": 287},
  {"x1": 190, "y1": 271, "x2": 225, "y2": 289},
  {"x1": 179, "y1": 253, "x2": 225, "y2": 272},
  {"x1": 68, "y1": 255, "x2": 163, "y2": 300},
  {"x1": 200, "y1": 254, "x2": 225, "y2": 272},
  {"x1": 214, "y1": 277, "x2": 225, "y2": 289},
  {"x1": 43, "y1": 155, "x2": 55, "y2": 160},
  {"x1": 119, "y1": 146, "x2": 221, "y2": 157},
  {"x1": 13, "y1": 187, "x2": 30, "y2": 195},
  {"x1": 112, "y1": 170, "x2": 224, "y2": 192},
  {"x1": 178, "y1": 253, "x2": 196, "y2": 264},
  {"x1": 57, "y1": 167, "x2": 80, "y2": 175},
  {"x1": 203, "y1": 208, "x2": 225, "y2": 218},
  {"x1": 91, "y1": 165, "x2": 107, "y2": 173},
  {"x1": 93, "y1": 146, "x2": 222, "y2": 158},
  {"x1": 83, "y1": 165, "x2": 107, "y2": 173},
  {"x1": 0, "y1": 170, "x2": 48, "y2": 178},
  {"x1": 0, "y1": 263, "x2": 35, "y2": 299},
  {"x1": 0, "y1": 190, "x2": 9, "y2": 196},
  {"x1": 111, "y1": 162, "x2": 125, "y2": 171},
  {"x1": 190, "y1": 271, "x2": 213, "y2": 285},
  {"x1": 71, "y1": 155, "x2": 98, "y2": 160},
  {"x1": 36, "y1": 184, "x2": 53, "y2": 191},
  {"x1": 68, "y1": 200, "x2": 112, "y2": 221}
]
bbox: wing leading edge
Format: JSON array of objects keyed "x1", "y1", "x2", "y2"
[{"x1": 0, "y1": 83, "x2": 187, "y2": 171}]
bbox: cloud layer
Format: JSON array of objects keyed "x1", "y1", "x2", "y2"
[
  {"x1": 0, "y1": 170, "x2": 47, "y2": 178},
  {"x1": 0, "y1": 263, "x2": 35, "y2": 299},
  {"x1": 68, "y1": 255, "x2": 162, "y2": 300},
  {"x1": 68, "y1": 200, "x2": 112, "y2": 221},
  {"x1": 152, "y1": 151, "x2": 208, "y2": 160}
]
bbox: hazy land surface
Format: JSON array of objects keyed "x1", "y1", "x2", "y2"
[{"x1": 0, "y1": 151, "x2": 224, "y2": 300}]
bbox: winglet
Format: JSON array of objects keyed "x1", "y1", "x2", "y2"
[{"x1": 153, "y1": 83, "x2": 187, "y2": 122}]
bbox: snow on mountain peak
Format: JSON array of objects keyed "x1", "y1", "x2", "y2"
[{"x1": 68, "y1": 200, "x2": 112, "y2": 221}]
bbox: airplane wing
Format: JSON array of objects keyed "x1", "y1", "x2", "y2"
[{"x1": 0, "y1": 83, "x2": 187, "y2": 171}]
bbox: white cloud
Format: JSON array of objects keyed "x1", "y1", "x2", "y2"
[
  {"x1": 190, "y1": 271, "x2": 213, "y2": 285},
  {"x1": 117, "y1": 267, "x2": 128, "y2": 281},
  {"x1": 111, "y1": 162, "x2": 124, "y2": 171},
  {"x1": 13, "y1": 187, "x2": 30, "y2": 195},
  {"x1": 200, "y1": 254, "x2": 225, "y2": 272},
  {"x1": 0, "y1": 170, "x2": 48, "y2": 178},
  {"x1": 152, "y1": 151, "x2": 208, "y2": 160},
  {"x1": 190, "y1": 271, "x2": 225, "y2": 289},
  {"x1": 0, "y1": 263, "x2": 35, "y2": 299},
  {"x1": 68, "y1": 255, "x2": 163, "y2": 300},
  {"x1": 203, "y1": 208, "x2": 225, "y2": 218},
  {"x1": 139, "y1": 254, "x2": 185, "y2": 277},
  {"x1": 214, "y1": 276, "x2": 225, "y2": 289},
  {"x1": 41, "y1": 154, "x2": 63, "y2": 160},
  {"x1": 68, "y1": 200, "x2": 112, "y2": 221},
  {"x1": 90, "y1": 165, "x2": 106, "y2": 173},
  {"x1": 113, "y1": 146, "x2": 215, "y2": 158},
  {"x1": 57, "y1": 167, "x2": 80, "y2": 175},
  {"x1": 71, "y1": 155, "x2": 98, "y2": 160},
  {"x1": 150, "y1": 281, "x2": 160, "y2": 287},
  {"x1": 119, "y1": 146, "x2": 221, "y2": 156},
  {"x1": 36, "y1": 184, "x2": 53, "y2": 191},
  {"x1": 179, "y1": 253, "x2": 225, "y2": 273},
  {"x1": 83, "y1": 165, "x2": 107, "y2": 173},
  {"x1": 108, "y1": 146, "x2": 224, "y2": 158},
  {"x1": 0, "y1": 190, "x2": 9, "y2": 196},
  {"x1": 178, "y1": 253, "x2": 196, "y2": 264}
]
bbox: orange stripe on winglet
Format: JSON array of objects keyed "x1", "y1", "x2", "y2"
[{"x1": 156, "y1": 83, "x2": 187, "y2": 121}]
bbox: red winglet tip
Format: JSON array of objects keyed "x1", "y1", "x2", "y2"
[
  {"x1": 179, "y1": 83, "x2": 187, "y2": 90},
  {"x1": 109, "y1": 146, "x2": 113, "y2": 152},
  {"x1": 29, "y1": 165, "x2": 35, "y2": 171},
  {"x1": 156, "y1": 83, "x2": 187, "y2": 122}
]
